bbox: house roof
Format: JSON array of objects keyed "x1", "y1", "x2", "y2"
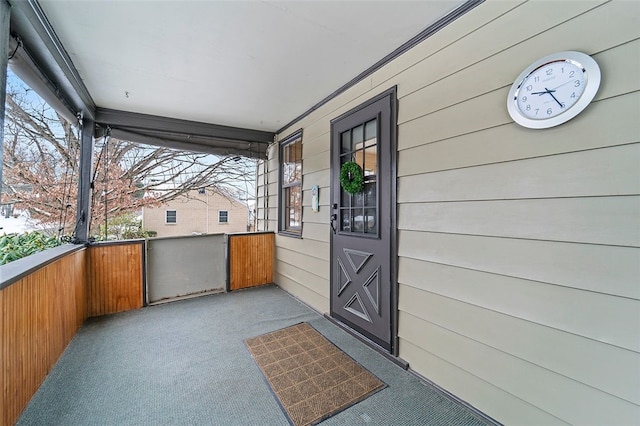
[{"x1": 7, "y1": 0, "x2": 474, "y2": 156}]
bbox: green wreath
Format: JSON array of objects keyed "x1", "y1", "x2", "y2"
[{"x1": 339, "y1": 161, "x2": 364, "y2": 194}]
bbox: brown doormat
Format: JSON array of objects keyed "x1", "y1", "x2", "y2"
[{"x1": 245, "y1": 322, "x2": 385, "y2": 426}]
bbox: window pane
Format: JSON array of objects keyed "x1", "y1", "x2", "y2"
[
  {"x1": 285, "y1": 186, "x2": 302, "y2": 229},
  {"x1": 283, "y1": 139, "x2": 302, "y2": 184},
  {"x1": 364, "y1": 119, "x2": 377, "y2": 147},
  {"x1": 341, "y1": 130, "x2": 351, "y2": 153},
  {"x1": 295, "y1": 140, "x2": 302, "y2": 161},
  {"x1": 363, "y1": 145, "x2": 377, "y2": 177},
  {"x1": 341, "y1": 187, "x2": 351, "y2": 207},
  {"x1": 219, "y1": 210, "x2": 228, "y2": 223},
  {"x1": 353, "y1": 190, "x2": 364, "y2": 209},
  {"x1": 364, "y1": 182, "x2": 376, "y2": 207},
  {"x1": 340, "y1": 210, "x2": 351, "y2": 232},
  {"x1": 352, "y1": 124, "x2": 363, "y2": 146},
  {"x1": 293, "y1": 162, "x2": 302, "y2": 183},
  {"x1": 288, "y1": 185, "x2": 301, "y2": 207},
  {"x1": 166, "y1": 210, "x2": 177, "y2": 223},
  {"x1": 280, "y1": 133, "x2": 303, "y2": 234},
  {"x1": 352, "y1": 209, "x2": 365, "y2": 233},
  {"x1": 353, "y1": 149, "x2": 364, "y2": 169},
  {"x1": 364, "y1": 208, "x2": 376, "y2": 233},
  {"x1": 337, "y1": 118, "x2": 378, "y2": 237}
]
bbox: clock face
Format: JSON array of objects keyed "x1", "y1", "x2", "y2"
[
  {"x1": 516, "y1": 60, "x2": 586, "y2": 119},
  {"x1": 507, "y1": 51, "x2": 601, "y2": 129}
]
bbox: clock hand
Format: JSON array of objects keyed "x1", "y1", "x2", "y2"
[
  {"x1": 530, "y1": 88, "x2": 564, "y2": 107},
  {"x1": 544, "y1": 87, "x2": 564, "y2": 108},
  {"x1": 531, "y1": 88, "x2": 556, "y2": 95}
]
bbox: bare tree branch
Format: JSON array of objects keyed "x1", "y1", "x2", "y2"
[{"x1": 3, "y1": 82, "x2": 256, "y2": 240}]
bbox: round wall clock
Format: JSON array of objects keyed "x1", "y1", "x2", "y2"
[{"x1": 507, "y1": 51, "x2": 601, "y2": 129}]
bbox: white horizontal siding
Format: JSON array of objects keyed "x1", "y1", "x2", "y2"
[
  {"x1": 392, "y1": 1, "x2": 640, "y2": 422},
  {"x1": 275, "y1": 260, "x2": 329, "y2": 300},
  {"x1": 274, "y1": 246, "x2": 328, "y2": 280},
  {"x1": 300, "y1": 222, "x2": 330, "y2": 243},
  {"x1": 398, "y1": 338, "x2": 569, "y2": 426},
  {"x1": 276, "y1": 235, "x2": 329, "y2": 261},
  {"x1": 399, "y1": 196, "x2": 640, "y2": 246},
  {"x1": 399, "y1": 258, "x2": 639, "y2": 353},
  {"x1": 260, "y1": 0, "x2": 640, "y2": 424},
  {"x1": 302, "y1": 149, "x2": 329, "y2": 175},
  {"x1": 395, "y1": 1, "x2": 615, "y2": 99},
  {"x1": 399, "y1": 144, "x2": 640, "y2": 202},
  {"x1": 398, "y1": 230, "x2": 640, "y2": 300},
  {"x1": 398, "y1": 93, "x2": 640, "y2": 175},
  {"x1": 275, "y1": 272, "x2": 328, "y2": 313},
  {"x1": 398, "y1": 311, "x2": 640, "y2": 426},
  {"x1": 398, "y1": 286, "x2": 640, "y2": 405},
  {"x1": 397, "y1": 5, "x2": 638, "y2": 125}
]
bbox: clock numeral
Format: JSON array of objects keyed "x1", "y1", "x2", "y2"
[
  {"x1": 526, "y1": 85, "x2": 533, "y2": 91},
  {"x1": 525, "y1": 104, "x2": 531, "y2": 111},
  {"x1": 521, "y1": 96, "x2": 528, "y2": 103},
  {"x1": 546, "y1": 68, "x2": 553, "y2": 76},
  {"x1": 569, "y1": 70, "x2": 575, "y2": 78},
  {"x1": 534, "y1": 108, "x2": 540, "y2": 116},
  {"x1": 534, "y1": 76, "x2": 540, "y2": 83},
  {"x1": 570, "y1": 92, "x2": 576, "y2": 98},
  {"x1": 547, "y1": 108, "x2": 553, "y2": 115},
  {"x1": 574, "y1": 80, "x2": 581, "y2": 87}
]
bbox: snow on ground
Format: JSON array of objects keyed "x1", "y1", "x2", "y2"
[{"x1": 0, "y1": 211, "x2": 37, "y2": 235}]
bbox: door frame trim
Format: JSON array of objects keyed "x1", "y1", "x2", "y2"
[{"x1": 329, "y1": 86, "x2": 399, "y2": 356}]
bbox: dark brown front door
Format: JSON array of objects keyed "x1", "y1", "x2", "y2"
[{"x1": 330, "y1": 89, "x2": 396, "y2": 352}]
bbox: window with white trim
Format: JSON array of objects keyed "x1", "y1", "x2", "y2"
[
  {"x1": 279, "y1": 131, "x2": 303, "y2": 236},
  {"x1": 219, "y1": 210, "x2": 228, "y2": 223},
  {"x1": 165, "y1": 210, "x2": 177, "y2": 224}
]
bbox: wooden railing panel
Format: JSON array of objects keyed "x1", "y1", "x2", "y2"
[
  {"x1": 229, "y1": 232, "x2": 274, "y2": 291},
  {"x1": 87, "y1": 242, "x2": 144, "y2": 317},
  {"x1": 1, "y1": 249, "x2": 86, "y2": 426}
]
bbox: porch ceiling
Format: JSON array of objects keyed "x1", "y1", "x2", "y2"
[{"x1": 31, "y1": 0, "x2": 465, "y2": 134}]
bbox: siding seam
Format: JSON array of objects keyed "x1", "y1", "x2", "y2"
[
  {"x1": 398, "y1": 141, "x2": 640, "y2": 178},
  {"x1": 275, "y1": 259, "x2": 328, "y2": 282},
  {"x1": 398, "y1": 338, "x2": 572, "y2": 426},
  {"x1": 398, "y1": 310, "x2": 640, "y2": 406},
  {"x1": 396, "y1": 228, "x2": 640, "y2": 249},
  {"x1": 398, "y1": 254, "x2": 639, "y2": 301},
  {"x1": 398, "y1": 280, "x2": 639, "y2": 351}
]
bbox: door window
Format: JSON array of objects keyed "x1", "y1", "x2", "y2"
[{"x1": 339, "y1": 118, "x2": 378, "y2": 236}]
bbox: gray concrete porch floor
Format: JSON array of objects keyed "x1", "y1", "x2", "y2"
[{"x1": 18, "y1": 285, "x2": 492, "y2": 425}]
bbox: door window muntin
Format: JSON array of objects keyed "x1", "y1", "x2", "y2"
[{"x1": 338, "y1": 116, "x2": 379, "y2": 237}]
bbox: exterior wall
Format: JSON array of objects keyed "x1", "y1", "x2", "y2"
[
  {"x1": 256, "y1": 147, "x2": 280, "y2": 233},
  {"x1": 258, "y1": 0, "x2": 640, "y2": 424},
  {"x1": 143, "y1": 189, "x2": 248, "y2": 237}
]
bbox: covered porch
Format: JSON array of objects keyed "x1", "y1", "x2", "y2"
[
  {"x1": 16, "y1": 285, "x2": 490, "y2": 425},
  {"x1": 2, "y1": 1, "x2": 639, "y2": 425},
  {"x1": 1, "y1": 1, "x2": 486, "y2": 424}
]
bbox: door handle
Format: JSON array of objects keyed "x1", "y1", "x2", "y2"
[{"x1": 330, "y1": 214, "x2": 337, "y2": 234}]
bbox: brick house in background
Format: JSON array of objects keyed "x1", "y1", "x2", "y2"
[{"x1": 142, "y1": 189, "x2": 249, "y2": 237}]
